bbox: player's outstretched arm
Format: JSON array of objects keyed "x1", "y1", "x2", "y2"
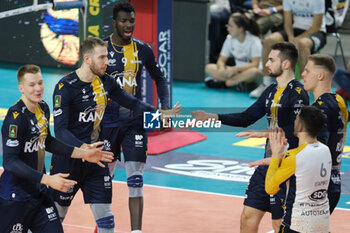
[
  {"x1": 75, "y1": 141, "x2": 113, "y2": 167},
  {"x1": 236, "y1": 130, "x2": 270, "y2": 139},
  {"x1": 248, "y1": 158, "x2": 272, "y2": 167},
  {"x1": 41, "y1": 173, "x2": 77, "y2": 193},
  {"x1": 191, "y1": 110, "x2": 219, "y2": 122}
]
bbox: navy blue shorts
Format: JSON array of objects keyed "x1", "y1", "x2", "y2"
[
  {"x1": 0, "y1": 189, "x2": 63, "y2": 233},
  {"x1": 244, "y1": 165, "x2": 285, "y2": 219},
  {"x1": 50, "y1": 157, "x2": 112, "y2": 206},
  {"x1": 100, "y1": 125, "x2": 147, "y2": 163},
  {"x1": 328, "y1": 191, "x2": 341, "y2": 214},
  {"x1": 277, "y1": 29, "x2": 327, "y2": 54}
]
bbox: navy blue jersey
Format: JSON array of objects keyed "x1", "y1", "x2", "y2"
[
  {"x1": 102, "y1": 36, "x2": 170, "y2": 127},
  {"x1": 0, "y1": 100, "x2": 73, "y2": 201},
  {"x1": 313, "y1": 93, "x2": 349, "y2": 193},
  {"x1": 219, "y1": 79, "x2": 309, "y2": 156},
  {"x1": 52, "y1": 72, "x2": 156, "y2": 147}
]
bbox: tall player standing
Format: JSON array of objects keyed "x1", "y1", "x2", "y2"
[{"x1": 100, "y1": 1, "x2": 170, "y2": 233}]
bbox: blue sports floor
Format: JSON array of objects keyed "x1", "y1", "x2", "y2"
[{"x1": 1, "y1": 63, "x2": 350, "y2": 211}]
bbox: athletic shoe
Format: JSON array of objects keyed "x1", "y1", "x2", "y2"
[
  {"x1": 249, "y1": 84, "x2": 267, "y2": 98},
  {"x1": 204, "y1": 77, "x2": 227, "y2": 88}
]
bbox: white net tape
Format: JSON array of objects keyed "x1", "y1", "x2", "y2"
[{"x1": 0, "y1": 0, "x2": 85, "y2": 19}]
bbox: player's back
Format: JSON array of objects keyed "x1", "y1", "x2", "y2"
[{"x1": 284, "y1": 142, "x2": 331, "y2": 233}]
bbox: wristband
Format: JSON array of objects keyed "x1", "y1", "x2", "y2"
[{"x1": 269, "y1": 6, "x2": 277, "y2": 13}]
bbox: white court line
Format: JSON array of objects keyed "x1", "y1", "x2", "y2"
[{"x1": 62, "y1": 223, "x2": 128, "y2": 233}]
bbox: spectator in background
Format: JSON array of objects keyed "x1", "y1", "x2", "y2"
[
  {"x1": 209, "y1": 0, "x2": 231, "y2": 63},
  {"x1": 205, "y1": 12, "x2": 263, "y2": 91},
  {"x1": 251, "y1": 0, "x2": 327, "y2": 98},
  {"x1": 334, "y1": 60, "x2": 350, "y2": 100},
  {"x1": 251, "y1": 0, "x2": 283, "y2": 35}
]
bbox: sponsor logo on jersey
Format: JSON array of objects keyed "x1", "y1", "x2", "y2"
[
  {"x1": 104, "y1": 175, "x2": 112, "y2": 188},
  {"x1": 104, "y1": 140, "x2": 111, "y2": 151},
  {"x1": 68, "y1": 78, "x2": 78, "y2": 84},
  {"x1": 9, "y1": 124, "x2": 17, "y2": 138},
  {"x1": 109, "y1": 58, "x2": 116, "y2": 65},
  {"x1": 6, "y1": 139, "x2": 19, "y2": 147},
  {"x1": 309, "y1": 189, "x2": 327, "y2": 201},
  {"x1": 58, "y1": 83, "x2": 64, "y2": 90},
  {"x1": 78, "y1": 105, "x2": 105, "y2": 123},
  {"x1": 135, "y1": 134, "x2": 144, "y2": 147},
  {"x1": 12, "y1": 111, "x2": 19, "y2": 119},
  {"x1": 53, "y1": 109, "x2": 63, "y2": 117},
  {"x1": 24, "y1": 136, "x2": 46, "y2": 153},
  {"x1": 10, "y1": 223, "x2": 23, "y2": 233},
  {"x1": 295, "y1": 87, "x2": 302, "y2": 94},
  {"x1": 54, "y1": 95, "x2": 61, "y2": 107},
  {"x1": 109, "y1": 51, "x2": 115, "y2": 57},
  {"x1": 45, "y1": 206, "x2": 58, "y2": 221}
]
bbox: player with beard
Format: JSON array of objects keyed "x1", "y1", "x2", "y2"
[
  {"x1": 100, "y1": 1, "x2": 170, "y2": 233},
  {"x1": 192, "y1": 42, "x2": 309, "y2": 233},
  {"x1": 50, "y1": 37, "x2": 180, "y2": 233}
]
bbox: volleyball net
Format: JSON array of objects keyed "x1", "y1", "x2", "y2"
[{"x1": 0, "y1": 0, "x2": 85, "y2": 19}]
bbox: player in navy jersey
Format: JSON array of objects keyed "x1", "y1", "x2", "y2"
[
  {"x1": 192, "y1": 42, "x2": 309, "y2": 233},
  {"x1": 302, "y1": 54, "x2": 349, "y2": 214},
  {"x1": 0, "y1": 64, "x2": 113, "y2": 233},
  {"x1": 50, "y1": 37, "x2": 179, "y2": 233},
  {"x1": 99, "y1": 1, "x2": 170, "y2": 232}
]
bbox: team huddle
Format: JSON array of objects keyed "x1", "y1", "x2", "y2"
[{"x1": 0, "y1": 1, "x2": 349, "y2": 233}]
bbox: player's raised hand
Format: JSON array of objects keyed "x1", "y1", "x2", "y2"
[
  {"x1": 269, "y1": 128, "x2": 288, "y2": 158},
  {"x1": 160, "y1": 101, "x2": 182, "y2": 118},
  {"x1": 41, "y1": 173, "x2": 77, "y2": 192}
]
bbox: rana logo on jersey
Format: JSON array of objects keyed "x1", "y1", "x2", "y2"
[
  {"x1": 12, "y1": 111, "x2": 19, "y2": 119},
  {"x1": 24, "y1": 137, "x2": 46, "y2": 153},
  {"x1": 9, "y1": 124, "x2": 17, "y2": 138},
  {"x1": 54, "y1": 95, "x2": 61, "y2": 107}
]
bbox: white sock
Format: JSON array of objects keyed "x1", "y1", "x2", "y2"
[
  {"x1": 263, "y1": 76, "x2": 272, "y2": 86},
  {"x1": 131, "y1": 230, "x2": 142, "y2": 233}
]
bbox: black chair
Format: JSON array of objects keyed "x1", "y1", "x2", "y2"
[{"x1": 325, "y1": 0, "x2": 349, "y2": 68}]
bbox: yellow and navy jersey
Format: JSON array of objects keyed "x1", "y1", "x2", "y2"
[
  {"x1": 53, "y1": 72, "x2": 156, "y2": 147},
  {"x1": 0, "y1": 100, "x2": 74, "y2": 201},
  {"x1": 219, "y1": 79, "x2": 309, "y2": 156},
  {"x1": 266, "y1": 143, "x2": 332, "y2": 233},
  {"x1": 102, "y1": 36, "x2": 170, "y2": 126},
  {"x1": 312, "y1": 93, "x2": 349, "y2": 193}
]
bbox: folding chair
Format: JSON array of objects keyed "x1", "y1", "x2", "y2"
[{"x1": 326, "y1": 0, "x2": 350, "y2": 68}]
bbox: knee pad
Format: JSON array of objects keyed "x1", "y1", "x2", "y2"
[
  {"x1": 54, "y1": 202, "x2": 69, "y2": 222},
  {"x1": 108, "y1": 160, "x2": 117, "y2": 178},
  {"x1": 127, "y1": 175, "x2": 143, "y2": 197},
  {"x1": 90, "y1": 204, "x2": 115, "y2": 230}
]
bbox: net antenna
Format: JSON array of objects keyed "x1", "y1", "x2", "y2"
[{"x1": 0, "y1": 0, "x2": 87, "y2": 39}]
